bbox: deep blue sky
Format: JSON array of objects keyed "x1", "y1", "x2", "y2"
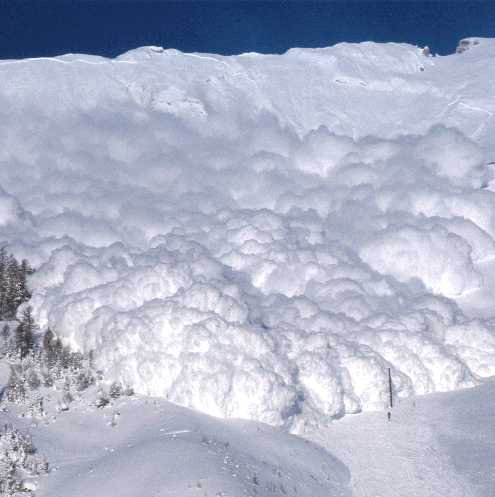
[{"x1": 1, "y1": 1, "x2": 495, "y2": 59}]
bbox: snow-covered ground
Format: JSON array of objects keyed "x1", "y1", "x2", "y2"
[
  {"x1": 3, "y1": 389, "x2": 350, "y2": 497},
  {"x1": 2, "y1": 36, "x2": 495, "y2": 497},
  {"x1": 3, "y1": 368, "x2": 494, "y2": 497},
  {"x1": 0, "y1": 360, "x2": 10, "y2": 393},
  {"x1": 310, "y1": 378, "x2": 495, "y2": 497},
  {"x1": 2, "y1": 38, "x2": 495, "y2": 430}
]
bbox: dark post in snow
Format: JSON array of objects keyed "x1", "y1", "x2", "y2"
[
  {"x1": 387, "y1": 367, "x2": 393, "y2": 421},
  {"x1": 388, "y1": 367, "x2": 393, "y2": 409}
]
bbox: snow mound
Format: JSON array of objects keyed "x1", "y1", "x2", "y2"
[
  {"x1": 2, "y1": 41, "x2": 495, "y2": 430},
  {"x1": 27, "y1": 397, "x2": 351, "y2": 497}
]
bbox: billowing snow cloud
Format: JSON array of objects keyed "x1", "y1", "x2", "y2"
[
  {"x1": 0, "y1": 187, "x2": 26, "y2": 228},
  {"x1": 2, "y1": 41, "x2": 495, "y2": 431},
  {"x1": 360, "y1": 225, "x2": 481, "y2": 296}
]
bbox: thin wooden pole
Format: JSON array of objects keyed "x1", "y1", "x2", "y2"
[{"x1": 388, "y1": 367, "x2": 393, "y2": 409}]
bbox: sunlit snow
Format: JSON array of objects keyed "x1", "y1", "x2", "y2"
[{"x1": 2, "y1": 39, "x2": 495, "y2": 431}]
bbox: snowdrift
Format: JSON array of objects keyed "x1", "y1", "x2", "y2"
[
  {"x1": 23, "y1": 397, "x2": 350, "y2": 497},
  {"x1": 1, "y1": 39, "x2": 495, "y2": 430}
]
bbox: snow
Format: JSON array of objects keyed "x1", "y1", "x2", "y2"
[
  {"x1": 4, "y1": 373, "x2": 495, "y2": 497},
  {"x1": 360, "y1": 224, "x2": 482, "y2": 296},
  {"x1": 308, "y1": 378, "x2": 495, "y2": 497},
  {"x1": 0, "y1": 359, "x2": 10, "y2": 393},
  {"x1": 5, "y1": 397, "x2": 350, "y2": 497},
  {"x1": 2, "y1": 39, "x2": 495, "y2": 429}
]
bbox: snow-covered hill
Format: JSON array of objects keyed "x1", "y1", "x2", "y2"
[
  {"x1": 1, "y1": 39, "x2": 495, "y2": 430},
  {"x1": 310, "y1": 377, "x2": 495, "y2": 497},
  {"x1": 17, "y1": 397, "x2": 350, "y2": 497},
  {"x1": 5, "y1": 373, "x2": 495, "y2": 497}
]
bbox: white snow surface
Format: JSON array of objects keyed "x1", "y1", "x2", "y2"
[
  {"x1": 2, "y1": 40, "x2": 495, "y2": 429},
  {"x1": 23, "y1": 397, "x2": 350, "y2": 497},
  {"x1": 309, "y1": 377, "x2": 495, "y2": 497},
  {"x1": 0, "y1": 360, "x2": 10, "y2": 395},
  {"x1": 5, "y1": 377, "x2": 495, "y2": 497}
]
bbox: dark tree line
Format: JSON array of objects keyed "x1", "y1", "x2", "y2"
[
  {"x1": 0, "y1": 250, "x2": 93, "y2": 407},
  {"x1": 0, "y1": 251, "x2": 131, "y2": 415},
  {"x1": 0, "y1": 248, "x2": 36, "y2": 360},
  {"x1": 0, "y1": 248, "x2": 33, "y2": 320}
]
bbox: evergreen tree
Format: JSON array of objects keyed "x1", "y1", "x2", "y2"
[
  {"x1": 0, "y1": 247, "x2": 8, "y2": 318},
  {"x1": 0, "y1": 250, "x2": 34, "y2": 319},
  {"x1": 16, "y1": 306, "x2": 36, "y2": 359},
  {"x1": 42, "y1": 328, "x2": 64, "y2": 372},
  {"x1": 42, "y1": 328, "x2": 55, "y2": 350},
  {"x1": 6, "y1": 369, "x2": 26, "y2": 403},
  {"x1": 1, "y1": 323, "x2": 10, "y2": 353},
  {"x1": 6, "y1": 255, "x2": 20, "y2": 318},
  {"x1": 19, "y1": 259, "x2": 33, "y2": 303}
]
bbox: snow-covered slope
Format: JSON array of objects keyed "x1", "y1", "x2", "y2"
[
  {"x1": 310, "y1": 377, "x2": 495, "y2": 497},
  {"x1": 6, "y1": 374, "x2": 495, "y2": 497},
  {"x1": 1, "y1": 40, "x2": 494, "y2": 147},
  {"x1": 311, "y1": 379, "x2": 495, "y2": 497},
  {"x1": 0, "y1": 359, "x2": 10, "y2": 394},
  {"x1": 4, "y1": 394, "x2": 350, "y2": 497},
  {"x1": 1, "y1": 40, "x2": 495, "y2": 429}
]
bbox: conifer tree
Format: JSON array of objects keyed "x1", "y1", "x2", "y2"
[
  {"x1": 6, "y1": 254, "x2": 20, "y2": 317},
  {"x1": 42, "y1": 328, "x2": 61, "y2": 371},
  {"x1": 0, "y1": 249, "x2": 34, "y2": 319},
  {"x1": 0, "y1": 247, "x2": 8, "y2": 318},
  {"x1": 19, "y1": 259, "x2": 33, "y2": 302},
  {"x1": 1, "y1": 323, "x2": 10, "y2": 353},
  {"x1": 16, "y1": 306, "x2": 36, "y2": 359}
]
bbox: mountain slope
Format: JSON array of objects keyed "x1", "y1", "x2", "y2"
[
  {"x1": 310, "y1": 377, "x2": 495, "y2": 497},
  {"x1": 1, "y1": 40, "x2": 495, "y2": 429},
  {"x1": 3, "y1": 390, "x2": 350, "y2": 497},
  {"x1": 4, "y1": 361, "x2": 494, "y2": 497}
]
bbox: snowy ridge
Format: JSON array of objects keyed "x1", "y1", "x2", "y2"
[
  {"x1": 1, "y1": 40, "x2": 495, "y2": 430},
  {"x1": 5, "y1": 373, "x2": 495, "y2": 497},
  {"x1": 21, "y1": 397, "x2": 350, "y2": 497}
]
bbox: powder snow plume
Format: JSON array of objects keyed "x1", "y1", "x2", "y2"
[{"x1": 1, "y1": 39, "x2": 495, "y2": 431}]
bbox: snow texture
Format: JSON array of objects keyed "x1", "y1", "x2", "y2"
[
  {"x1": 0, "y1": 359, "x2": 10, "y2": 396},
  {"x1": 18, "y1": 396, "x2": 351, "y2": 497},
  {"x1": 309, "y1": 377, "x2": 495, "y2": 497},
  {"x1": 2, "y1": 39, "x2": 495, "y2": 430},
  {"x1": 4, "y1": 378, "x2": 495, "y2": 497}
]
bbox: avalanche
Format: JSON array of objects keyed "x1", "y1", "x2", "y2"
[{"x1": 1, "y1": 38, "x2": 495, "y2": 431}]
